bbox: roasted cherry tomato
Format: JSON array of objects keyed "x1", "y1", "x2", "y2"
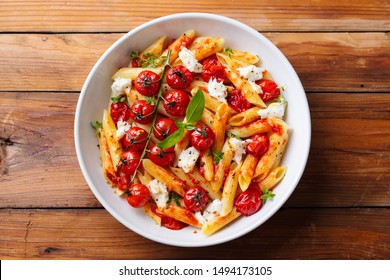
[
  {"x1": 153, "y1": 118, "x2": 179, "y2": 141},
  {"x1": 201, "y1": 54, "x2": 226, "y2": 83},
  {"x1": 226, "y1": 88, "x2": 251, "y2": 113},
  {"x1": 125, "y1": 183, "x2": 151, "y2": 208},
  {"x1": 107, "y1": 173, "x2": 129, "y2": 191},
  {"x1": 122, "y1": 127, "x2": 148, "y2": 152},
  {"x1": 256, "y1": 79, "x2": 280, "y2": 101},
  {"x1": 166, "y1": 65, "x2": 194, "y2": 90},
  {"x1": 118, "y1": 150, "x2": 141, "y2": 176},
  {"x1": 129, "y1": 100, "x2": 155, "y2": 124},
  {"x1": 190, "y1": 123, "x2": 215, "y2": 151},
  {"x1": 234, "y1": 183, "x2": 263, "y2": 216},
  {"x1": 163, "y1": 90, "x2": 191, "y2": 117},
  {"x1": 134, "y1": 70, "x2": 161, "y2": 97},
  {"x1": 147, "y1": 144, "x2": 175, "y2": 167},
  {"x1": 246, "y1": 134, "x2": 270, "y2": 157},
  {"x1": 184, "y1": 186, "x2": 211, "y2": 212},
  {"x1": 110, "y1": 102, "x2": 131, "y2": 123}
]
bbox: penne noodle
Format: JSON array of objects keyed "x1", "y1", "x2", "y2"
[
  {"x1": 201, "y1": 207, "x2": 241, "y2": 236},
  {"x1": 173, "y1": 129, "x2": 191, "y2": 167},
  {"x1": 112, "y1": 66, "x2": 164, "y2": 80},
  {"x1": 228, "y1": 106, "x2": 261, "y2": 127},
  {"x1": 220, "y1": 162, "x2": 241, "y2": 217},
  {"x1": 212, "y1": 103, "x2": 230, "y2": 153},
  {"x1": 200, "y1": 107, "x2": 215, "y2": 127},
  {"x1": 102, "y1": 109, "x2": 123, "y2": 171},
  {"x1": 142, "y1": 36, "x2": 167, "y2": 57},
  {"x1": 142, "y1": 202, "x2": 162, "y2": 226},
  {"x1": 199, "y1": 149, "x2": 214, "y2": 182},
  {"x1": 190, "y1": 87, "x2": 224, "y2": 113},
  {"x1": 238, "y1": 154, "x2": 259, "y2": 191},
  {"x1": 96, "y1": 128, "x2": 116, "y2": 180},
  {"x1": 227, "y1": 119, "x2": 271, "y2": 138},
  {"x1": 158, "y1": 205, "x2": 201, "y2": 228},
  {"x1": 211, "y1": 138, "x2": 234, "y2": 192},
  {"x1": 230, "y1": 49, "x2": 260, "y2": 65},
  {"x1": 192, "y1": 37, "x2": 225, "y2": 61},
  {"x1": 257, "y1": 166, "x2": 287, "y2": 191}
]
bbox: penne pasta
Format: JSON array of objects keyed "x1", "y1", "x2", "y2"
[
  {"x1": 228, "y1": 106, "x2": 261, "y2": 127},
  {"x1": 227, "y1": 119, "x2": 271, "y2": 138},
  {"x1": 238, "y1": 154, "x2": 259, "y2": 191},
  {"x1": 142, "y1": 202, "x2": 162, "y2": 226},
  {"x1": 257, "y1": 166, "x2": 287, "y2": 191},
  {"x1": 220, "y1": 162, "x2": 241, "y2": 217},
  {"x1": 211, "y1": 138, "x2": 234, "y2": 192},
  {"x1": 158, "y1": 205, "x2": 201, "y2": 228},
  {"x1": 201, "y1": 207, "x2": 241, "y2": 236},
  {"x1": 212, "y1": 103, "x2": 230, "y2": 153},
  {"x1": 102, "y1": 109, "x2": 123, "y2": 171},
  {"x1": 112, "y1": 66, "x2": 164, "y2": 80},
  {"x1": 199, "y1": 149, "x2": 214, "y2": 182}
]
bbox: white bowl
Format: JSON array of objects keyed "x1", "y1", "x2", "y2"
[{"x1": 74, "y1": 13, "x2": 311, "y2": 247}]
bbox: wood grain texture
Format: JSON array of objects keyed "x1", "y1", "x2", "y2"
[
  {"x1": 0, "y1": 0, "x2": 389, "y2": 32},
  {"x1": 1, "y1": 92, "x2": 389, "y2": 208},
  {"x1": 0, "y1": 208, "x2": 388, "y2": 259},
  {"x1": 0, "y1": 32, "x2": 389, "y2": 92}
]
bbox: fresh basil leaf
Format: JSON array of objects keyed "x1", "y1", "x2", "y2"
[
  {"x1": 185, "y1": 89, "x2": 205, "y2": 123},
  {"x1": 156, "y1": 127, "x2": 185, "y2": 149}
]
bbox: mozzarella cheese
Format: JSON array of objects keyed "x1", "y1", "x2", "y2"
[
  {"x1": 111, "y1": 77, "x2": 132, "y2": 97},
  {"x1": 147, "y1": 179, "x2": 169, "y2": 208},
  {"x1": 258, "y1": 102, "x2": 286, "y2": 119},
  {"x1": 228, "y1": 137, "x2": 253, "y2": 164},
  {"x1": 178, "y1": 47, "x2": 202, "y2": 73},
  {"x1": 195, "y1": 199, "x2": 223, "y2": 224},
  {"x1": 178, "y1": 146, "x2": 200, "y2": 173},
  {"x1": 115, "y1": 120, "x2": 131, "y2": 139},
  {"x1": 237, "y1": 65, "x2": 264, "y2": 82},
  {"x1": 208, "y1": 77, "x2": 228, "y2": 102}
]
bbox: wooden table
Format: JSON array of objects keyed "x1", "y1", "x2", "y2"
[{"x1": 1, "y1": 0, "x2": 389, "y2": 260}]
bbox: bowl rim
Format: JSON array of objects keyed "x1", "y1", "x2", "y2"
[{"x1": 74, "y1": 12, "x2": 311, "y2": 247}]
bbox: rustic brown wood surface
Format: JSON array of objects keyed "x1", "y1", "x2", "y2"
[{"x1": 0, "y1": 0, "x2": 389, "y2": 260}]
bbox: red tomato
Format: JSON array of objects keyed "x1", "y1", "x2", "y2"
[
  {"x1": 184, "y1": 186, "x2": 211, "y2": 212},
  {"x1": 135, "y1": 70, "x2": 161, "y2": 97},
  {"x1": 246, "y1": 134, "x2": 270, "y2": 157},
  {"x1": 147, "y1": 144, "x2": 175, "y2": 167},
  {"x1": 107, "y1": 173, "x2": 129, "y2": 191},
  {"x1": 122, "y1": 127, "x2": 148, "y2": 152},
  {"x1": 166, "y1": 65, "x2": 194, "y2": 90},
  {"x1": 153, "y1": 118, "x2": 179, "y2": 141},
  {"x1": 125, "y1": 183, "x2": 151, "y2": 208},
  {"x1": 234, "y1": 184, "x2": 263, "y2": 216},
  {"x1": 118, "y1": 150, "x2": 141, "y2": 176},
  {"x1": 201, "y1": 54, "x2": 226, "y2": 83},
  {"x1": 190, "y1": 123, "x2": 215, "y2": 151},
  {"x1": 256, "y1": 79, "x2": 280, "y2": 101},
  {"x1": 129, "y1": 100, "x2": 155, "y2": 124},
  {"x1": 163, "y1": 90, "x2": 191, "y2": 116},
  {"x1": 150, "y1": 205, "x2": 187, "y2": 230},
  {"x1": 226, "y1": 88, "x2": 251, "y2": 113},
  {"x1": 110, "y1": 102, "x2": 131, "y2": 123}
]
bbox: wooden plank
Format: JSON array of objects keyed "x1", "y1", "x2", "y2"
[
  {"x1": 1, "y1": 92, "x2": 389, "y2": 208},
  {"x1": 0, "y1": 32, "x2": 388, "y2": 92},
  {"x1": 0, "y1": 0, "x2": 388, "y2": 32},
  {"x1": 0, "y1": 208, "x2": 388, "y2": 259}
]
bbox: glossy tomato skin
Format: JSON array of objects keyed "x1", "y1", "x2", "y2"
[
  {"x1": 256, "y1": 79, "x2": 280, "y2": 101},
  {"x1": 126, "y1": 183, "x2": 151, "y2": 208},
  {"x1": 226, "y1": 88, "x2": 251, "y2": 113},
  {"x1": 153, "y1": 118, "x2": 179, "y2": 141},
  {"x1": 147, "y1": 145, "x2": 175, "y2": 167},
  {"x1": 118, "y1": 150, "x2": 141, "y2": 176},
  {"x1": 190, "y1": 123, "x2": 215, "y2": 151},
  {"x1": 129, "y1": 100, "x2": 155, "y2": 124},
  {"x1": 201, "y1": 54, "x2": 226, "y2": 83},
  {"x1": 163, "y1": 90, "x2": 191, "y2": 117},
  {"x1": 122, "y1": 127, "x2": 148, "y2": 152},
  {"x1": 107, "y1": 173, "x2": 129, "y2": 191},
  {"x1": 246, "y1": 134, "x2": 270, "y2": 157},
  {"x1": 110, "y1": 102, "x2": 131, "y2": 123},
  {"x1": 184, "y1": 186, "x2": 211, "y2": 212},
  {"x1": 166, "y1": 65, "x2": 194, "y2": 90},
  {"x1": 235, "y1": 183, "x2": 263, "y2": 216},
  {"x1": 134, "y1": 70, "x2": 161, "y2": 97}
]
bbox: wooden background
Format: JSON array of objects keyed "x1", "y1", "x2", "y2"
[{"x1": 0, "y1": 0, "x2": 389, "y2": 259}]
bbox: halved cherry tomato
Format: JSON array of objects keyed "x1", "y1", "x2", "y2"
[
  {"x1": 147, "y1": 144, "x2": 175, "y2": 167},
  {"x1": 256, "y1": 79, "x2": 280, "y2": 101},
  {"x1": 166, "y1": 65, "x2": 194, "y2": 90},
  {"x1": 125, "y1": 183, "x2": 150, "y2": 208},
  {"x1": 163, "y1": 90, "x2": 191, "y2": 117},
  {"x1": 110, "y1": 102, "x2": 131, "y2": 123},
  {"x1": 135, "y1": 70, "x2": 161, "y2": 97},
  {"x1": 234, "y1": 183, "x2": 263, "y2": 216},
  {"x1": 122, "y1": 127, "x2": 148, "y2": 152},
  {"x1": 201, "y1": 54, "x2": 226, "y2": 83},
  {"x1": 129, "y1": 100, "x2": 155, "y2": 124},
  {"x1": 190, "y1": 123, "x2": 215, "y2": 151},
  {"x1": 246, "y1": 134, "x2": 270, "y2": 157},
  {"x1": 153, "y1": 117, "x2": 179, "y2": 141},
  {"x1": 226, "y1": 88, "x2": 251, "y2": 113},
  {"x1": 184, "y1": 186, "x2": 210, "y2": 212},
  {"x1": 107, "y1": 173, "x2": 129, "y2": 191},
  {"x1": 118, "y1": 150, "x2": 141, "y2": 176}
]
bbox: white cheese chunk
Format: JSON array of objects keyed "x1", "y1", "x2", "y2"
[
  {"x1": 111, "y1": 77, "x2": 132, "y2": 97},
  {"x1": 208, "y1": 78, "x2": 228, "y2": 102},
  {"x1": 228, "y1": 137, "x2": 253, "y2": 164},
  {"x1": 237, "y1": 65, "x2": 264, "y2": 82},
  {"x1": 258, "y1": 102, "x2": 286, "y2": 119},
  {"x1": 178, "y1": 146, "x2": 200, "y2": 173},
  {"x1": 178, "y1": 47, "x2": 202, "y2": 73},
  {"x1": 202, "y1": 199, "x2": 223, "y2": 222},
  {"x1": 115, "y1": 120, "x2": 131, "y2": 139},
  {"x1": 147, "y1": 179, "x2": 169, "y2": 208}
]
